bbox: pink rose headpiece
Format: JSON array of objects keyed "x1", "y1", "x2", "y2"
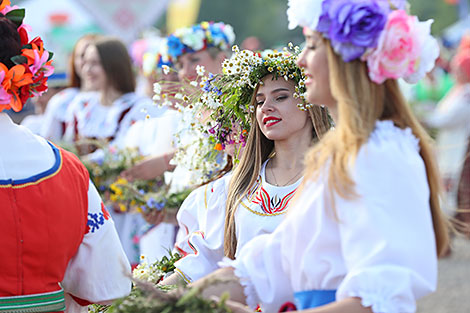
[
  {"x1": 0, "y1": 0, "x2": 54, "y2": 112},
  {"x1": 287, "y1": 0, "x2": 439, "y2": 84}
]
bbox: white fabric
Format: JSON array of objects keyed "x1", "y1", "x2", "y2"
[
  {"x1": 65, "y1": 92, "x2": 163, "y2": 145},
  {"x1": 20, "y1": 114, "x2": 45, "y2": 136},
  {"x1": 0, "y1": 113, "x2": 131, "y2": 312},
  {"x1": 40, "y1": 87, "x2": 80, "y2": 141},
  {"x1": 174, "y1": 178, "x2": 223, "y2": 257},
  {"x1": 426, "y1": 83, "x2": 470, "y2": 209},
  {"x1": 121, "y1": 107, "x2": 178, "y2": 155},
  {"x1": 175, "y1": 160, "x2": 302, "y2": 283},
  {"x1": 225, "y1": 121, "x2": 438, "y2": 313}
]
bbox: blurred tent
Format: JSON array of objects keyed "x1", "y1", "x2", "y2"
[
  {"x1": 74, "y1": 0, "x2": 170, "y2": 44},
  {"x1": 166, "y1": 0, "x2": 201, "y2": 34},
  {"x1": 17, "y1": 0, "x2": 102, "y2": 78}
]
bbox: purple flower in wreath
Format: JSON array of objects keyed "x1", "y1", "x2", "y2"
[
  {"x1": 317, "y1": 0, "x2": 389, "y2": 62},
  {"x1": 167, "y1": 35, "x2": 185, "y2": 59}
]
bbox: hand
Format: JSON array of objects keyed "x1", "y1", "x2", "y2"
[
  {"x1": 120, "y1": 152, "x2": 175, "y2": 182},
  {"x1": 142, "y1": 209, "x2": 165, "y2": 226},
  {"x1": 209, "y1": 296, "x2": 252, "y2": 313}
]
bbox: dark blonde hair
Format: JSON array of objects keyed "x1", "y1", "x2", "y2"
[
  {"x1": 223, "y1": 78, "x2": 331, "y2": 259},
  {"x1": 302, "y1": 39, "x2": 449, "y2": 257},
  {"x1": 69, "y1": 34, "x2": 100, "y2": 88}
]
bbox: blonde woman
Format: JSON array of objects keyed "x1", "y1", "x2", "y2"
[
  {"x1": 189, "y1": 1, "x2": 450, "y2": 312},
  {"x1": 161, "y1": 48, "x2": 330, "y2": 285}
]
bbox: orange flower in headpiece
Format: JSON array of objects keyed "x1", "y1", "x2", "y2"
[
  {"x1": 0, "y1": 0, "x2": 11, "y2": 12},
  {"x1": 1, "y1": 64, "x2": 33, "y2": 112}
]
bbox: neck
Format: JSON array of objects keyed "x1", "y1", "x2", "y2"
[
  {"x1": 101, "y1": 87, "x2": 122, "y2": 106},
  {"x1": 271, "y1": 127, "x2": 312, "y2": 170}
]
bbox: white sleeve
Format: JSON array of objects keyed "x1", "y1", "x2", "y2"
[
  {"x1": 174, "y1": 184, "x2": 211, "y2": 256},
  {"x1": 335, "y1": 136, "x2": 438, "y2": 313},
  {"x1": 61, "y1": 180, "x2": 132, "y2": 304},
  {"x1": 222, "y1": 222, "x2": 295, "y2": 312},
  {"x1": 174, "y1": 177, "x2": 227, "y2": 283},
  {"x1": 426, "y1": 86, "x2": 470, "y2": 129}
]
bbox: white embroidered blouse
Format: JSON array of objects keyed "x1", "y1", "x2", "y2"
[{"x1": 175, "y1": 160, "x2": 302, "y2": 283}]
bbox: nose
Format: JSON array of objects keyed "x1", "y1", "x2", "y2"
[
  {"x1": 259, "y1": 98, "x2": 275, "y2": 114},
  {"x1": 296, "y1": 47, "x2": 307, "y2": 69}
]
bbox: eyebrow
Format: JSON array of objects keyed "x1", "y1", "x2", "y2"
[{"x1": 256, "y1": 87, "x2": 290, "y2": 97}]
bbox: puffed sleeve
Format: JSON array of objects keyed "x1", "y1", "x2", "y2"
[
  {"x1": 61, "y1": 180, "x2": 132, "y2": 308},
  {"x1": 335, "y1": 128, "x2": 438, "y2": 312},
  {"x1": 222, "y1": 222, "x2": 295, "y2": 312},
  {"x1": 174, "y1": 183, "x2": 213, "y2": 256},
  {"x1": 174, "y1": 176, "x2": 229, "y2": 283}
]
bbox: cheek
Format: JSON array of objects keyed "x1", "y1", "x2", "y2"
[{"x1": 255, "y1": 108, "x2": 263, "y2": 127}]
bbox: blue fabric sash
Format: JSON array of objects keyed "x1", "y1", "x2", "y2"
[{"x1": 294, "y1": 289, "x2": 336, "y2": 310}]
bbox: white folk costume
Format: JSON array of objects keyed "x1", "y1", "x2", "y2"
[
  {"x1": 175, "y1": 160, "x2": 302, "y2": 283},
  {"x1": 224, "y1": 121, "x2": 438, "y2": 313},
  {"x1": 0, "y1": 114, "x2": 131, "y2": 313},
  {"x1": 65, "y1": 91, "x2": 159, "y2": 145},
  {"x1": 40, "y1": 87, "x2": 80, "y2": 141}
]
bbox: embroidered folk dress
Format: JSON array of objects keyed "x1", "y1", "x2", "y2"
[
  {"x1": 40, "y1": 87, "x2": 80, "y2": 141},
  {"x1": 174, "y1": 160, "x2": 302, "y2": 283},
  {"x1": 224, "y1": 121, "x2": 438, "y2": 313},
  {"x1": 0, "y1": 114, "x2": 131, "y2": 313},
  {"x1": 64, "y1": 91, "x2": 160, "y2": 145}
]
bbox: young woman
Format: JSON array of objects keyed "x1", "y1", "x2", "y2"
[
  {"x1": 161, "y1": 47, "x2": 331, "y2": 285},
  {"x1": 40, "y1": 33, "x2": 100, "y2": 142},
  {"x1": 190, "y1": 1, "x2": 450, "y2": 312},
  {"x1": 64, "y1": 36, "x2": 161, "y2": 154},
  {"x1": 0, "y1": 3, "x2": 130, "y2": 311}
]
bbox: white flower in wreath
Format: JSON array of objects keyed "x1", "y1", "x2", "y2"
[{"x1": 181, "y1": 29, "x2": 205, "y2": 51}]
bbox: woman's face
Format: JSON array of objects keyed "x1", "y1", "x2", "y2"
[
  {"x1": 296, "y1": 29, "x2": 335, "y2": 108},
  {"x1": 82, "y1": 45, "x2": 107, "y2": 91},
  {"x1": 255, "y1": 74, "x2": 312, "y2": 142},
  {"x1": 73, "y1": 38, "x2": 92, "y2": 79}
]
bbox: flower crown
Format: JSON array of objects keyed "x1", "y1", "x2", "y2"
[
  {"x1": 142, "y1": 38, "x2": 175, "y2": 78},
  {"x1": 188, "y1": 44, "x2": 309, "y2": 153},
  {"x1": 287, "y1": 0, "x2": 439, "y2": 84},
  {"x1": 164, "y1": 21, "x2": 235, "y2": 60},
  {"x1": 0, "y1": 0, "x2": 54, "y2": 112}
]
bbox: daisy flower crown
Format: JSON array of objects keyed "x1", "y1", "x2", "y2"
[
  {"x1": 164, "y1": 21, "x2": 235, "y2": 60},
  {"x1": 287, "y1": 0, "x2": 439, "y2": 84},
  {"x1": 188, "y1": 44, "x2": 309, "y2": 153},
  {"x1": 0, "y1": 0, "x2": 54, "y2": 112}
]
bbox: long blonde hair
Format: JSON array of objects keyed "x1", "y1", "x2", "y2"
[
  {"x1": 303, "y1": 40, "x2": 449, "y2": 257},
  {"x1": 223, "y1": 79, "x2": 331, "y2": 259}
]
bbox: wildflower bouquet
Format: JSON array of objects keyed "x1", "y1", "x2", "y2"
[
  {"x1": 109, "y1": 177, "x2": 193, "y2": 215},
  {"x1": 133, "y1": 251, "x2": 182, "y2": 284},
  {"x1": 81, "y1": 144, "x2": 143, "y2": 196}
]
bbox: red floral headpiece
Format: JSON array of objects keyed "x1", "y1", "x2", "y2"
[{"x1": 0, "y1": 0, "x2": 54, "y2": 112}]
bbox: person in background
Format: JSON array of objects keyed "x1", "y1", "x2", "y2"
[
  {"x1": 0, "y1": 2, "x2": 131, "y2": 312},
  {"x1": 426, "y1": 34, "x2": 470, "y2": 218},
  {"x1": 64, "y1": 36, "x2": 161, "y2": 154},
  {"x1": 40, "y1": 34, "x2": 100, "y2": 142},
  {"x1": 121, "y1": 21, "x2": 234, "y2": 182}
]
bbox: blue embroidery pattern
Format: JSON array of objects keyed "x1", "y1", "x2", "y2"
[{"x1": 87, "y1": 212, "x2": 106, "y2": 233}]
